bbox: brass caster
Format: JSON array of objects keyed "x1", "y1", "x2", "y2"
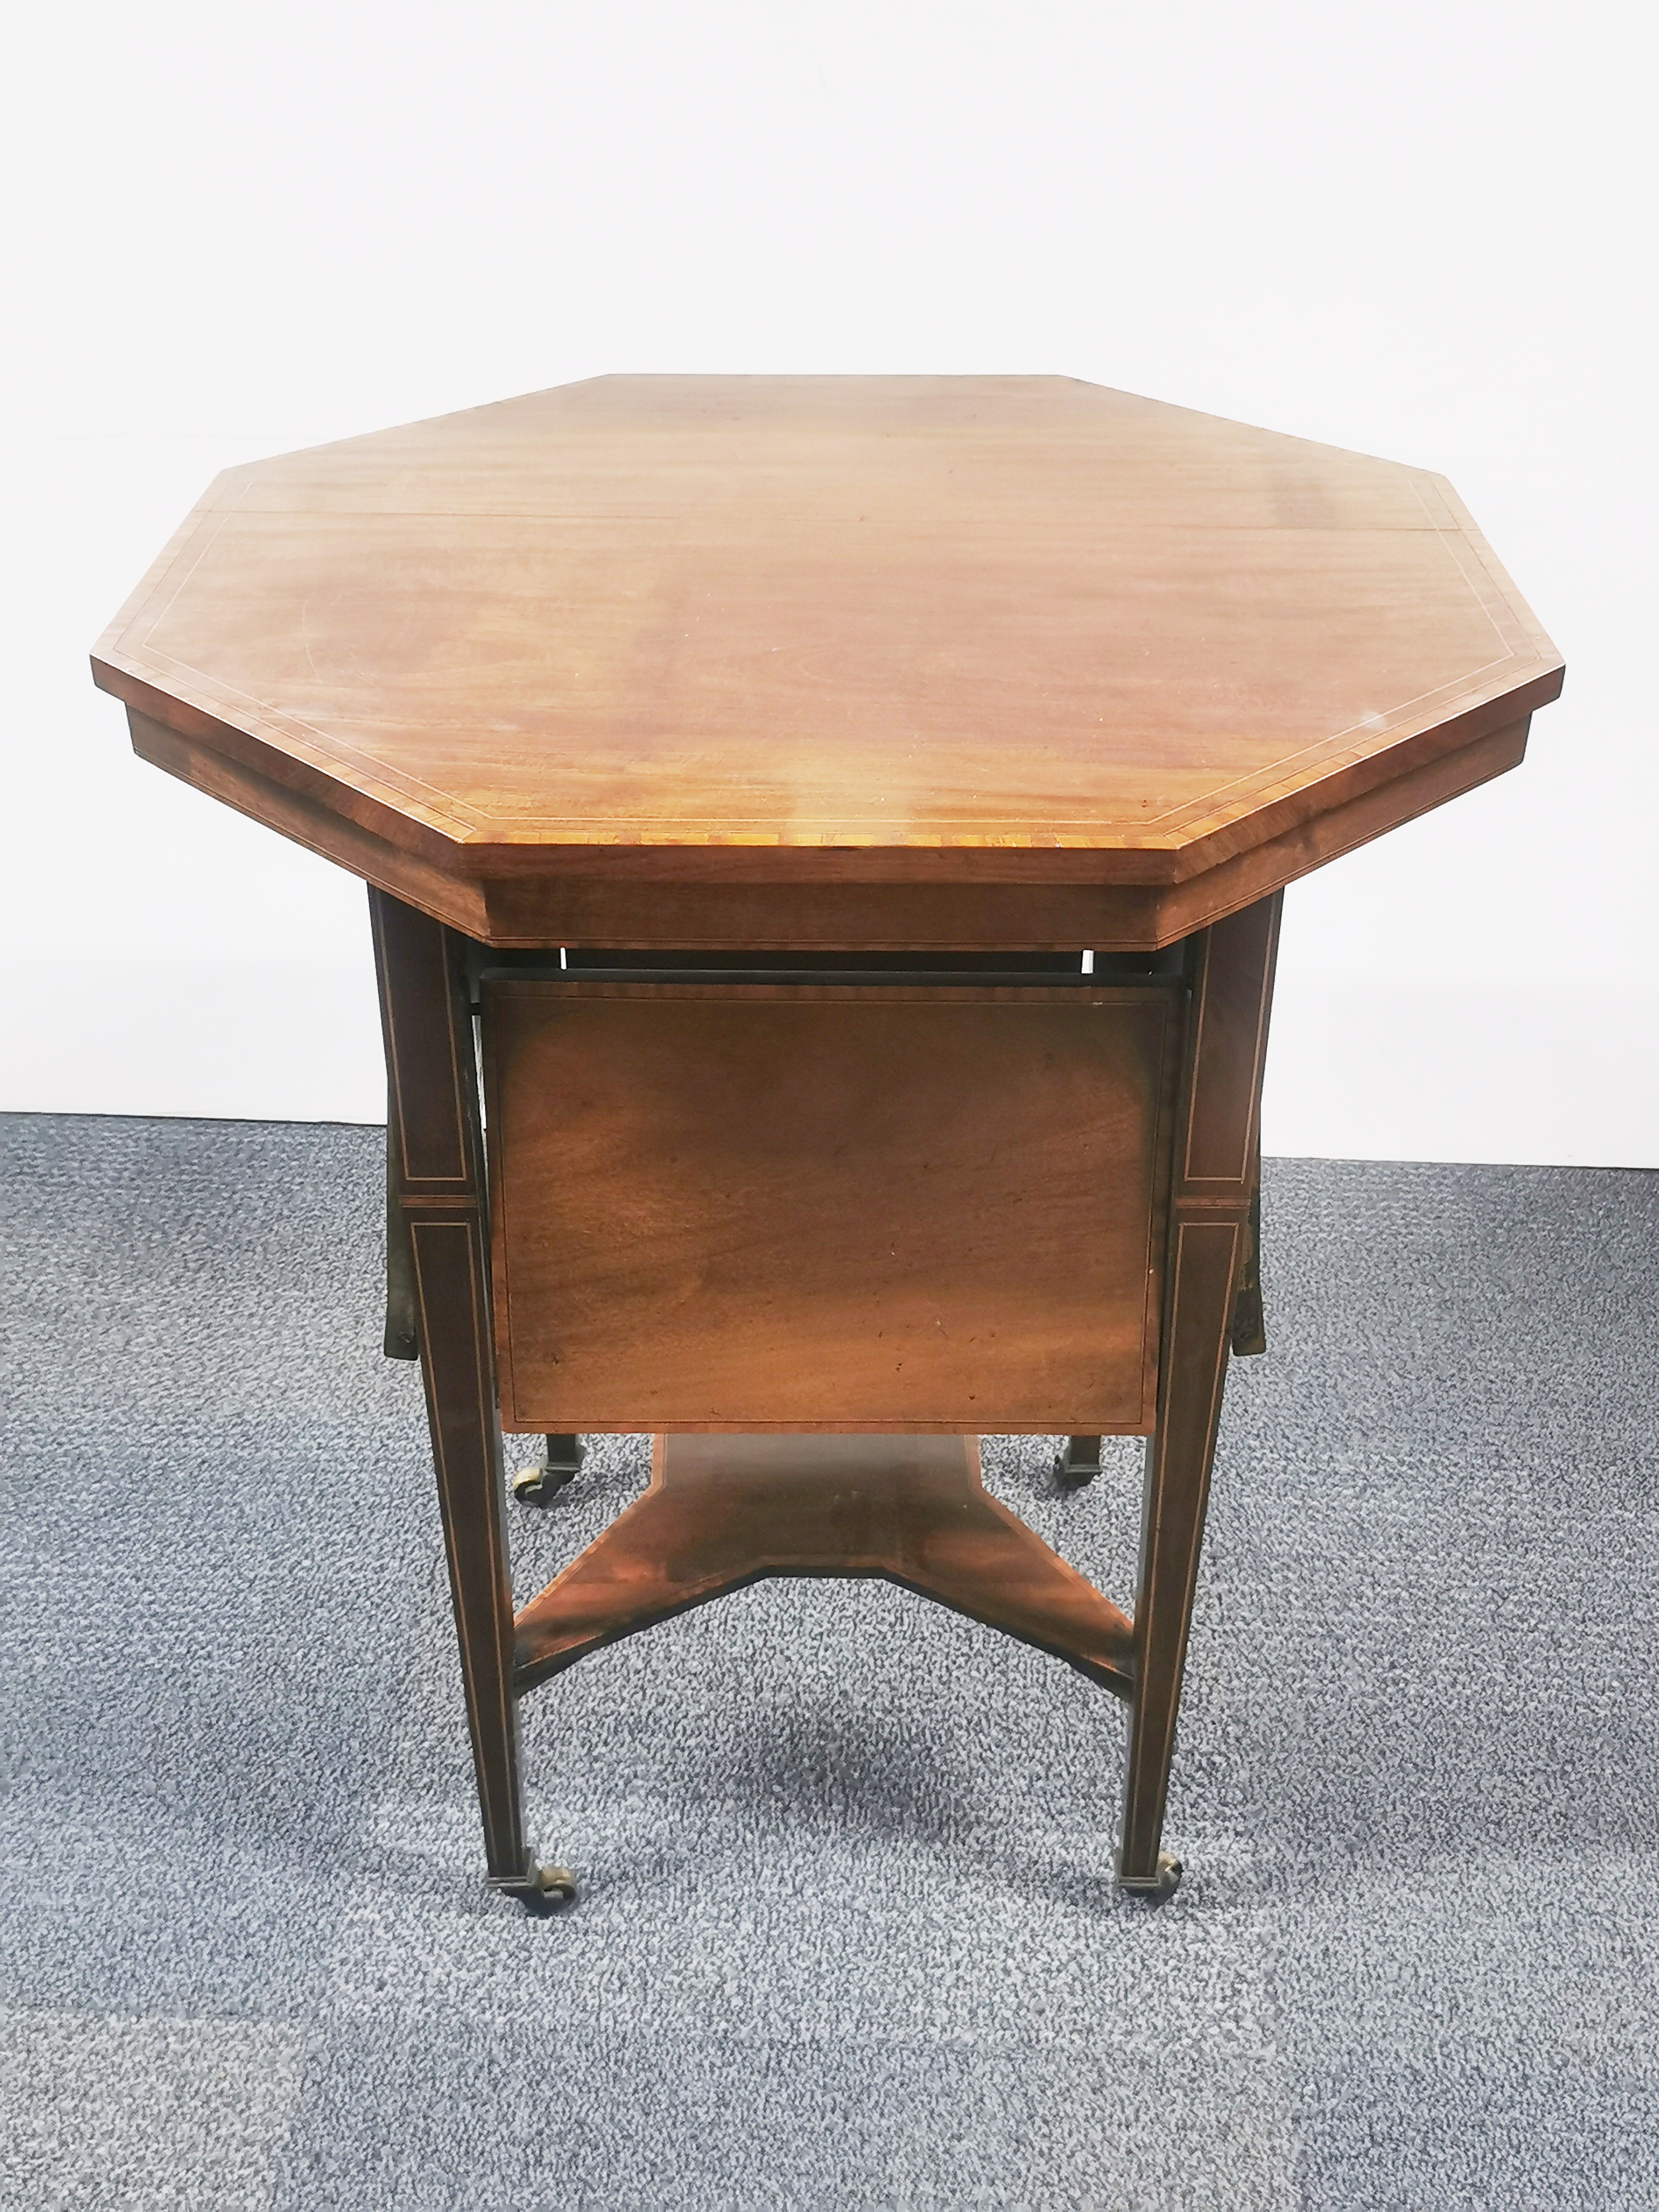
[
  {"x1": 512, "y1": 1465, "x2": 575, "y2": 1508},
  {"x1": 512, "y1": 1436, "x2": 585, "y2": 1507},
  {"x1": 1119, "y1": 1851, "x2": 1182, "y2": 1901},
  {"x1": 519, "y1": 1862, "x2": 578, "y2": 1912}
]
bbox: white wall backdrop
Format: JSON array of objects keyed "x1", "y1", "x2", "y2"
[{"x1": 2, "y1": 1, "x2": 1652, "y2": 1162}]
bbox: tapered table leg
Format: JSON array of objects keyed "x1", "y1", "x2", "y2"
[
  {"x1": 1118, "y1": 892, "x2": 1281, "y2": 1894},
  {"x1": 371, "y1": 888, "x2": 572, "y2": 1906},
  {"x1": 1118, "y1": 1219, "x2": 1243, "y2": 1891}
]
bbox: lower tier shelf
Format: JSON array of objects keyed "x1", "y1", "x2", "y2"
[{"x1": 512, "y1": 1431, "x2": 1136, "y2": 1697}]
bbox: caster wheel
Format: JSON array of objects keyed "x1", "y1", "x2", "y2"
[
  {"x1": 1119, "y1": 1851, "x2": 1183, "y2": 1901},
  {"x1": 512, "y1": 1465, "x2": 574, "y2": 1507},
  {"x1": 523, "y1": 1863, "x2": 577, "y2": 1911}
]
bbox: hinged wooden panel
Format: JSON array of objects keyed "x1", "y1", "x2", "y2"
[{"x1": 483, "y1": 980, "x2": 1182, "y2": 1433}]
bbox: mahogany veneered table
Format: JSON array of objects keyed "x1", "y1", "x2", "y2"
[{"x1": 93, "y1": 376, "x2": 1562, "y2": 1906}]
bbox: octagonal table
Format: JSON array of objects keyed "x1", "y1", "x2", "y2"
[{"x1": 93, "y1": 376, "x2": 1562, "y2": 1906}]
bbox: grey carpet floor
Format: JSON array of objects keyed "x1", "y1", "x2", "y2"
[{"x1": 1, "y1": 1114, "x2": 1657, "y2": 2211}]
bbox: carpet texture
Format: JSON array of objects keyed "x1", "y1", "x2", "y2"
[{"x1": 1, "y1": 1114, "x2": 1655, "y2": 2210}]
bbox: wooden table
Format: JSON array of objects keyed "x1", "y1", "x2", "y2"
[{"x1": 93, "y1": 377, "x2": 1562, "y2": 1906}]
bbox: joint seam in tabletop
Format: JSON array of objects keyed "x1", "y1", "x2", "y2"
[
  {"x1": 1410, "y1": 482, "x2": 1524, "y2": 651},
  {"x1": 1153, "y1": 697, "x2": 1538, "y2": 866},
  {"x1": 1136, "y1": 649, "x2": 1523, "y2": 836},
  {"x1": 125, "y1": 470, "x2": 253, "y2": 641},
  {"x1": 1418, "y1": 473, "x2": 1563, "y2": 656},
  {"x1": 97, "y1": 477, "x2": 500, "y2": 843},
  {"x1": 1051, "y1": 483, "x2": 1562, "y2": 840}
]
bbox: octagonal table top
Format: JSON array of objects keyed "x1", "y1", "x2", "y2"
[{"x1": 93, "y1": 375, "x2": 1562, "y2": 949}]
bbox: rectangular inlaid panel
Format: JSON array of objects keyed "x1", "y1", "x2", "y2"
[{"x1": 483, "y1": 980, "x2": 1182, "y2": 1432}]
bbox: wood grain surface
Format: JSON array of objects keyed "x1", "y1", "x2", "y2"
[
  {"x1": 483, "y1": 979, "x2": 1182, "y2": 1432},
  {"x1": 95, "y1": 377, "x2": 1561, "y2": 948}
]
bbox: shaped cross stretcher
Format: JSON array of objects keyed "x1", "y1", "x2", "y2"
[{"x1": 511, "y1": 1432, "x2": 1138, "y2": 1697}]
